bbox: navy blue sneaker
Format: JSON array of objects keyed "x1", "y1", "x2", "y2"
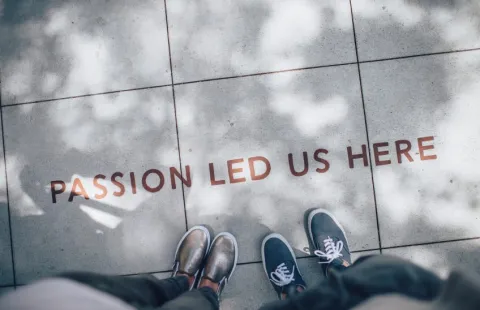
[
  {"x1": 261, "y1": 233, "x2": 306, "y2": 300},
  {"x1": 307, "y1": 209, "x2": 351, "y2": 276}
]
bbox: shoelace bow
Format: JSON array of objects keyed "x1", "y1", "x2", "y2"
[
  {"x1": 270, "y1": 262, "x2": 295, "y2": 286},
  {"x1": 314, "y1": 237, "x2": 344, "y2": 264}
]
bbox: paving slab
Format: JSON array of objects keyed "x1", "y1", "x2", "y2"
[
  {"x1": 223, "y1": 251, "x2": 379, "y2": 309},
  {"x1": 0, "y1": 116, "x2": 14, "y2": 286},
  {"x1": 0, "y1": 0, "x2": 171, "y2": 105},
  {"x1": 176, "y1": 65, "x2": 379, "y2": 264},
  {"x1": 361, "y1": 50, "x2": 480, "y2": 247},
  {"x1": 384, "y1": 239, "x2": 480, "y2": 278},
  {"x1": 352, "y1": 0, "x2": 480, "y2": 61},
  {"x1": 3, "y1": 88, "x2": 186, "y2": 284},
  {"x1": 167, "y1": 0, "x2": 356, "y2": 83}
]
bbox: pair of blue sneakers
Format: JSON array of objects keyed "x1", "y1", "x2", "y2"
[{"x1": 261, "y1": 209, "x2": 352, "y2": 299}]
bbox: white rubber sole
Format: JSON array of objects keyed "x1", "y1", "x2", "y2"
[
  {"x1": 307, "y1": 208, "x2": 349, "y2": 250},
  {"x1": 261, "y1": 233, "x2": 303, "y2": 281}
]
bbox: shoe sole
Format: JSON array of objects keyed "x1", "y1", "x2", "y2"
[
  {"x1": 261, "y1": 233, "x2": 303, "y2": 281},
  {"x1": 307, "y1": 208, "x2": 349, "y2": 251},
  {"x1": 201, "y1": 232, "x2": 239, "y2": 282}
]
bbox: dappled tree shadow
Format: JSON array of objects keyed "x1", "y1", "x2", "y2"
[{"x1": 0, "y1": 3, "x2": 479, "y2": 306}]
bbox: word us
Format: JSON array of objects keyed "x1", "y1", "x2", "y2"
[{"x1": 50, "y1": 136, "x2": 436, "y2": 203}]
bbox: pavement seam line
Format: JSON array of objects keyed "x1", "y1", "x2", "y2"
[
  {"x1": 163, "y1": 0, "x2": 188, "y2": 232},
  {"x1": 0, "y1": 70, "x2": 17, "y2": 286},
  {"x1": 349, "y1": 0, "x2": 383, "y2": 253}
]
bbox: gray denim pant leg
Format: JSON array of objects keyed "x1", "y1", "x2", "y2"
[
  {"x1": 60, "y1": 272, "x2": 218, "y2": 310},
  {"x1": 158, "y1": 287, "x2": 219, "y2": 310},
  {"x1": 259, "y1": 255, "x2": 443, "y2": 310}
]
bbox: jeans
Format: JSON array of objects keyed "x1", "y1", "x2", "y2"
[
  {"x1": 260, "y1": 255, "x2": 444, "y2": 310},
  {"x1": 59, "y1": 272, "x2": 218, "y2": 310}
]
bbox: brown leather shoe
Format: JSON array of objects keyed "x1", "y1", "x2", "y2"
[
  {"x1": 200, "y1": 232, "x2": 238, "y2": 297},
  {"x1": 172, "y1": 226, "x2": 210, "y2": 289}
]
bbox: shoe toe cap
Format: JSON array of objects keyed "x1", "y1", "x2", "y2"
[
  {"x1": 177, "y1": 229, "x2": 210, "y2": 274},
  {"x1": 204, "y1": 235, "x2": 237, "y2": 282}
]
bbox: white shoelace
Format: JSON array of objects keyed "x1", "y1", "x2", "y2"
[
  {"x1": 314, "y1": 237, "x2": 343, "y2": 264},
  {"x1": 270, "y1": 263, "x2": 295, "y2": 286}
]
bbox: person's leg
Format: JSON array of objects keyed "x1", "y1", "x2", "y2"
[
  {"x1": 158, "y1": 232, "x2": 238, "y2": 310},
  {"x1": 60, "y1": 272, "x2": 190, "y2": 309},
  {"x1": 260, "y1": 254, "x2": 443, "y2": 310},
  {"x1": 306, "y1": 208, "x2": 442, "y2": 299},
  {"x1": 260, "y1": 208, "x2": 350, "y2": 304},
  {"x1": 260, "y1": 209, "x2": 442, "y2": 310},
  {"x1": 156, "y1": 285, "x2": 219, "y2": 310},
  {"x1": 61, "y1": 225, "x2": 211, "y2": 309}
]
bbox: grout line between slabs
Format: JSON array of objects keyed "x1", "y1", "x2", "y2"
[
  {"x1": 15, "y1": 237, "x2": 478, "y2": 283},
  {"x1": 359, "y1": 47, "x2": 480, "y2": 64},
  {"x1": 122, "y1": 269, "x2": 172, "y2": 277},
  {"x1": 163, "y1": 0, "x2": 188, "y2": 232},
  {"x1": 0, "y1": 71, "x2": 17, "y2": 286},
  {"x1": 244, "y1": 248, "x2": 380, "y2": 266},
  {"x1": 382, "y1": 236, "x2": 480, "y2": 251},
  {"x1": 2, "y1": 84, "x2": 171, "y2": 108},
  {"x1": 0, "y1": 62, "x2": 356, "y2": 108},
  {"x1": 349, "y1": 0, "x2": 382, "y2": 254},
  {"x1": 3, "y1": 46, "x2": 480, "y2": 108},
  {"x1": 173, "y1": 62, "x2": 357, "y2": 86},
  {"x1": 122, "y1": 236, "x2": 480, "y2": 277},
  {"x1": 0, "y1": 285, "x2": 15, "y2": 289},
  {"x1": 39, "y1": 236, "x2": 480, "y2": 280},
  {"x1": 121, "y1": 248, "x2": 382, "y2": 277}
]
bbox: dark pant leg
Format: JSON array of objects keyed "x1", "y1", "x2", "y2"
[
  {"x1": 59, "y1": 272, "x2": 189, "y2": 309},
  {"x1": 260, "y1": 255, "x2": 444, "y2": 310},
  {"x1": 158, "y1": 287, "x2": 219, "y2": 310}
]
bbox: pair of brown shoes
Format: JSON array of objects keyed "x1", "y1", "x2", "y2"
[{"x1": 171, "y1": 226, "x2": 238, "y2": 298}]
